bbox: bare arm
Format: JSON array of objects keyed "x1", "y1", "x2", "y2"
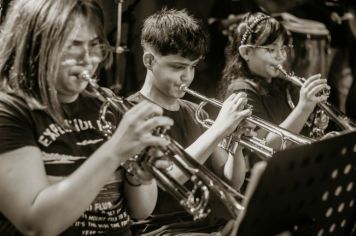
[
  {"x1": 124, "y1": 179, "x2": 158, "y2": 220},
  {"x1": 168, "y1": 93, "x2": 251, "y2": 184},
  {"x1": 0, "y1": 101, "x2": 172, "y2": 236},
  {"x1": 225, "y1": 149, "x2": 246, "y2": 191},
  {"x1": 0, "y1": 143, "x2": 126, "y2": 236},
  {"x1": 265, "y1": 75, "x2": 329, "y2": 149},
  {"x1": 209, "y1": 147, "x2": 246, "y2": 191}
]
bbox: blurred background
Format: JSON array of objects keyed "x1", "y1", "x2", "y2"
[{"x1": 1, "y1": 0, "x2": 355, "y2": 118}]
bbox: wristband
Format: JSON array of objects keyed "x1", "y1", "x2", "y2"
[{"x1": 125, "y1": 171, "x2": 141, "y2": 187}]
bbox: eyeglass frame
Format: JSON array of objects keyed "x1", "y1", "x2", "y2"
[
  {"x1": 62, "y1": 43, "x2": 115, "y2": 61},
  {"x1": 241, "y1": 44, "x2": 294, "y2": 57}
]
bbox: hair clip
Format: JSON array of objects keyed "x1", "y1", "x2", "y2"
[{"x1": 240, "y1": 15, "x2": 270, "y2": 45}]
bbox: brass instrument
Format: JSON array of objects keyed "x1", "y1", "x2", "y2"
[
  {"x1": 80, "y1": 71, "x2": 244, "y2": 220},
  {"x1": 180, "y1": 85, "x2": 313, "y2": 159},
  {"x1": 276, "y1": 64, "x2": 356, "y2": 132}
]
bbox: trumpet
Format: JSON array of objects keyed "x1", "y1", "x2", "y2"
[
  {"x1": 276, "y1": 64, "x2": 356, "y2": 132},
  {"x1": 80, "y1": 71, "x2": 244, "y2": 220},
  {"x1": 180, "y1": 84, "x2": 313, "y2": 158}
]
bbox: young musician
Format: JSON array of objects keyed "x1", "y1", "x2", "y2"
[
  {"x1": 0, "y1": 1, "x2": 173, "y2": 235},
  {"x1": 220, "y1": 12, "x2": 330, "y2": 150},
  {"x1": 127, "y1": 8, "x2": 252, "y2": 234}
]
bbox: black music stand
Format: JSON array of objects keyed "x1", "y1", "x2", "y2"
[{"x1": 235, "y1": 131, "x2": 356, "y2": 236}]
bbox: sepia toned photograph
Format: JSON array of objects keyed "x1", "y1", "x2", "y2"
[{"x1": 0, "y1": 0, "x2": 355, "y2": 235}]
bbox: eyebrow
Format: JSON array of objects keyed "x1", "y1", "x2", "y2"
[
  {"x1": 72, "y1": 36, "x2": 101, "y2": 44},
  {"x1": 168, "y1": 59, "x2": 201, "y2": 66}
]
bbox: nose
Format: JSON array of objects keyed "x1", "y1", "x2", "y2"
[
  {"x1": 78, "y1": 45, "x2": 92, "y2": 66},
  {"x1": 181, "y1": 66, "x2": 195, "y2": 83},
  {"x1": 274, "y1": 49, "x2": 287, "y2": 63}
]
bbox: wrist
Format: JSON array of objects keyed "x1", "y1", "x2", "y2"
[
  {"x1": 103, "y1": 139, "x2": 131, "y2": 167},
  {"x1": 296, "y1": 102, "x2": 315, "y2": 114},
  {"x1": 124, "y1": 169, "x2": 154, "y2": 187},
  {"x1": 125, "y1": 171, "x2": 142, "y2": 187},
  {"x1": 210, "y1": 123, "x2": 229, "y2": 140}
]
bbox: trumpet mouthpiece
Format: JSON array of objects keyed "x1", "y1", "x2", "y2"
[
  {"x1": 275, "y1": 64, "x2": 288, "y2": 76},
  {"x1": 275, "y1": 64, "x2": 283, "y2": 70},
  {"x1": 79, "y1": 71, "x2": 99, "y2": 88},
  {"x1": 79, "y1": 71, "x2": 91, "y2": 81},
  {"x1": 180, "y1": 84, "x2": 188, "y2": 91},
  {"x1": 275, "y1": 64, "x2": 284, "y2": 72}
]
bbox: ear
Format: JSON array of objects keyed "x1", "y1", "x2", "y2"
[
  {"x1": 238, "y1": 45, "x2": 251, "y2": 62},
  {"x1": 143, "y1": 52, "x2": 154, "y2": 70}
]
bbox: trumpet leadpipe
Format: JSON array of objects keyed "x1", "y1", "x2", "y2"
[
  {"x1": 276, "y1": 64, "x2": 356, "y2": 131},
  {"x1": 275, "y1": 64, "x2": 304, "y2": 87},
  {"x1": 180, "y1": 84, "x2": 313, "y2": 154},
  {"x1": 247, "y1": 115, "x2": 312, "y2": 146}
]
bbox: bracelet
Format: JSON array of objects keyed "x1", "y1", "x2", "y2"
[{"x1": 125, "y1": 171, "x2": 142, "y2": 187}]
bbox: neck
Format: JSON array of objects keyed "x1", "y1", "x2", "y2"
[
  {"x1": 250, "y1": 70, "x2": 272, "y2": 83},
  {"x1": 58, "y1": 93, "x2": 79, "y2": 103},
  {"x1": 140, "y1": 73, "x2": 180, "y2": 111},
  {"x1": 265, "y1": 77, "x2": 272, "y2": 83}
]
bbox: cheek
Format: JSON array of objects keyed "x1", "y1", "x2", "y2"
[
  {"x1": 156, "y1": 77, "x2": 173, "y2": 91},
  {"x1": 155, "y1": 69, "x2": 178, "y2": 83},
  {"x1": 53, "y1": 77, "x2": 64, "y2": 92},
  {"x1": 55, "y1": 65, "x2": 75, "y2": 88},
  {"x1": 255, "y1": 57, "x2": 272, "y2": 71},
  {"x1": 56, "y1": 66, "x2": 69, "y2": 84}
]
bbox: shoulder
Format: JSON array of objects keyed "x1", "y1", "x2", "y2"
[
  {"x1": 0, "y1": 92, "x2": 31, "y2": 116},
  {"x1": 227, "y1": 78, "x2": 258, "y2": 93},
  {"x1": 0, "y1": 93, "x2": 36, "y2": 148},
  {"x1": 178, "y1": 99, "x2": 199, "y2": 111},
  {"x1": 225, "y1": 77, "x2": 270, "y2": 98},
  {"x1": 178, "y1": 99, "x2": 208, "y2": 118}
]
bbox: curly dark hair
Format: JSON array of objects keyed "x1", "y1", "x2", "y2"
[{"x1": 219, "y1": 12, "x2": 289, "y2": 98}]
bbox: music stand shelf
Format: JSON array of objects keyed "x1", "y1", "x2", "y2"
[{"x1": 237, "y1": 131, "x2": 356, "y2": 236}]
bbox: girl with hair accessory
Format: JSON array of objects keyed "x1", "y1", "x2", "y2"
[{"x1": 220, "y1": 11, "x2": 330, "y2": 151}]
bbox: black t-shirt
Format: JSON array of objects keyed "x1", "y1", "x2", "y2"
[
  {"x1": 128, "y1": 92, "x2": 207, "y2": 215},
  {"x1": 226, "y1": 77, "x2": 294, "y2": 125},
  {"x1": 0, "y1": 92, "x2": 131, "y2": 236},
  {"x1": 225, "y1": 76, "x2": 315, "y2": 137}
]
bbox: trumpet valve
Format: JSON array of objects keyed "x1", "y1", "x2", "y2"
[{"x1": 218, "y1": 135, "x2": 240, "y2": 154}]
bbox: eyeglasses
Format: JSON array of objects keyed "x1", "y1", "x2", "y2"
[
  {"x1": 243, "y1": 44, "x2": 294, "y2": 58},
  {"x1": 63, "y1": 43, "x2": 112, "y2": 61}
]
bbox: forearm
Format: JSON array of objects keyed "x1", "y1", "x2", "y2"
[
  {"x1": 24, "y1": 141, "x2": 124, "y2": 235},
  {"x1": 266, "y1": 104, "x2": 313, "y2": 150},
  {"x1": 225, "y1": 149, "x2": 246, "y2": 191},
  {"x1": 124, "y1": 179, "x2": 158, "y2": 219},
  {"x1": 168, "y1": 125, "x2": 225, "y2": 184}
]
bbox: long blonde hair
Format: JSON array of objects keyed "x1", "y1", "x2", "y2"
[{"x1": 0, "y1": 0, "x2": 111, "y2": 125}]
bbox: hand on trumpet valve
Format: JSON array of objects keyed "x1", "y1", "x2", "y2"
[
  {"x1": 213, "y1": 92, "x2": 253, "y2": 137},
  {"x1": 234, "y1": 119, "x2": 257, "y2": 138},
  {"x1": 298, "y1": 74, "x2": 330, "y2": 111},
  {"x1": 109, "y1": 100, "x2": 173, "y2": 164},
  {"x1": 123, "y1": 159, "x2": 154, "y2": 186},
  {"x1": 123, "y1": 151, "x2": 173, "y2": 186}
]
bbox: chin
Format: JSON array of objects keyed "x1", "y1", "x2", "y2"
[
  {"x1": 267, "y1": 69, "x2": 278, "y2": 78},
  {"x1": 176, "y1": 91, "x2": 186, "y2": 99},
  {"x1": 68, "y1": 85, "x2": 86, "y2": 95}
]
